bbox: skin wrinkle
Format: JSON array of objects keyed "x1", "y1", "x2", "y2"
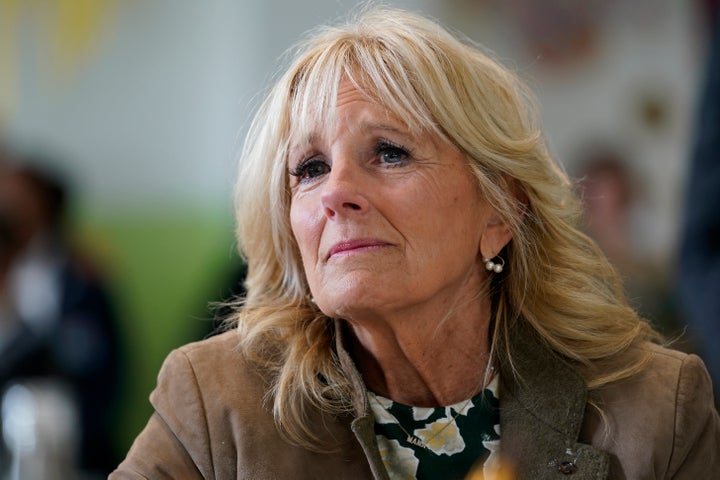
[
  {"x1": 288, "y1": 80, "x2": 513, "y2": 407},
  {"x1": 288, "y1": 123, "x2": 421, "y2": 173}
]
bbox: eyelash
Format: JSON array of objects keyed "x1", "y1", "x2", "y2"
[
  {"x1": 288, "y1": 157, "x2": 328, "y2": 181},
  {"x1": 375, "y1": 140, "x2": 411, "y2": 166},
  {"x1": 288, "y1": 139, "x2": 413, "y2": 182}
]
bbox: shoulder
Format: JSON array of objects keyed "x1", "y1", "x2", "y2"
[
  {"x1": 164, "y1": 329, "x2": 246, "y2": 372},
  {"x1": 590, "y1": 343, "x2": 711, "y2": 409},
  {"x1": 584, "y1": 343, "x2": 720, "y2": 478},
  {"x1": 153, "y1": 329, "x2": 269, "y2": 413},
  {"x1": 124, "y1": 330, "x2": 284, "y2": 477}
]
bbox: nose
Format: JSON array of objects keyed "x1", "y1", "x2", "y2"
[{"x1": 320, "y1": 160, "x2": 369, "y2": 219}]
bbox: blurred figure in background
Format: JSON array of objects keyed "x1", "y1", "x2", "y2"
[
  {"x1": 679, "y1": 9, "x2": 720, "y2": 402},
  {"x1": 0, "y1": 152, "x2": 121, "y2": 477},
  {"x1": 576, "y1": 147, "x2": 684, "y2": 343},
  {"x1": 577, "y1": 149, "x2": 636, "y2": 265}
]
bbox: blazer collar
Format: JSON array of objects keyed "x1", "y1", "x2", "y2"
[
  {"x1": 334, "y1": 320, "x2": 391, "y2": 480},
  {"x1": 499, "y1": 321, "x2": 610, "y2": 478}
]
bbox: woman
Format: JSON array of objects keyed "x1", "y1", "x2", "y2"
[{"x1": 112, "y1": 7, "x2": 719, "y2": 479}]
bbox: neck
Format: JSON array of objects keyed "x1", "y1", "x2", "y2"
[{"x1": 344, "y1": 284, "x2": 493, "y2": 407}]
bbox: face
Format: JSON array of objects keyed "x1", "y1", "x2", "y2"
[{"x1": 288, "y1": 81, "x2": 506, "y2": 321}]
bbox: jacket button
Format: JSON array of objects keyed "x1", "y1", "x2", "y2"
[{"x1": 557, "y1": 461, "x2": 577, "y2": 474}]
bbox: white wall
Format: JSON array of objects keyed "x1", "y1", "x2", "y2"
[
  {"x1": 1, "y1": 0, "x2": 431, "y2": 213},
  {"x1": 1, "y1": 0, "x2": 706, "y2": 259}
]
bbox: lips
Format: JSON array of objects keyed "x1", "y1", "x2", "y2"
[{"x1": 326, "y1": 239, "x2": 390, "y2": 259}]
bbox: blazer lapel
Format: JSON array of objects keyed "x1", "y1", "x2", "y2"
[
  {"x1": 499, "y1": 323, "x2": 610, "y2": 479},
  {"x1": 335, "y1": 320, "x2": 391, "y2": 480}
]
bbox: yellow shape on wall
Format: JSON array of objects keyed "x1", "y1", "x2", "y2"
[{"x1": 0, "y1": 0, "x2": 117, "y2": 120}]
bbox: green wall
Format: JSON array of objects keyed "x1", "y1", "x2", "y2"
[{"x1": 77, "y1": 209, "x2": 238, "y2": 456}]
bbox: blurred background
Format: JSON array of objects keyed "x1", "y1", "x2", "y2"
[{"x1": 0, "y1": 0, "x2": 717, "y2": 477}]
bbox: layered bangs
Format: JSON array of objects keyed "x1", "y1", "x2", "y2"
[{"x1": 285, "y1": 30, "x2": 444, "y2": 154}]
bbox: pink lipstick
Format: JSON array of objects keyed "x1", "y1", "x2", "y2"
[{"x1": 327, "y1": 239, "x2": 389, "y2": 259}]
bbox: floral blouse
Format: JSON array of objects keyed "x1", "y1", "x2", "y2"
[{"x1": 367, "y1": 375, "x2": 501, "y2": 480}]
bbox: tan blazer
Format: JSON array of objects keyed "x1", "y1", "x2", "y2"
[{"x1": 111, "y1": 322, "x2": 719, "y2": 479}]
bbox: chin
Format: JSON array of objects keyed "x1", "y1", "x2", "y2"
[{"x1": 316, "y1": 292, "x2": 383, "y2": 320}]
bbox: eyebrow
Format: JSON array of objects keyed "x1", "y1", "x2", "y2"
[
  {"x1": 362, "y1": 120, "x2": 419, "y2": 140},
  {"x1": 361, "y1": 121, "x2": 407, "y2": 134},
  {"x1": 286, "y1": 113, "x2": 425, "y2": 168},
  {"x1": 291, "y1": 121, "x2": 414, "y2": 148}
]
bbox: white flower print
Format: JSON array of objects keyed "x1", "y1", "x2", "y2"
[
  {"x1": 368, "y1": 374, "x2": 502, "y2": 478},
  {"x1": 417, "y1": 417, "x2": 466, "y2": 455},
  {"x1": 368, "y1": 393, "x2": 397, "y2": 425},
  {"x1": 376, "y1": 436, "x2": 419, "y2": 480},
  {"x1": 486, "y1": 374, "x2": 499, "y2": 397},
  {"x1": 481, "y1": 412, "x2": 502, "y2": 478},
  {"x1": 449, "y1": 398, "x2": 475, "y2": 417},
  {"x1": 412, "y1": 406, "x2": 434, "y2": 421}
]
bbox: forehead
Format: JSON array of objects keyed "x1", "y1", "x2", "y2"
[
  {"x1": 290, "y1": 80, "x2": 403, "y2": 140},
  {"x1": 285, "y1": 42, "x2": 439, "y2": 142},
  {"x1": 290, "y1": 86, "x2": 443, "y2": 166}
]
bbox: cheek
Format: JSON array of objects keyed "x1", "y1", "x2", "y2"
[
  {"x1": 289, "y1": 201, "x2": 322, "y2": 261},
  {"x1": 435, "y1": 181, "x2": 487, "y2": 252}
]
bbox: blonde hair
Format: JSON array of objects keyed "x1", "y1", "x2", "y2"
[{"x1": 233, "y1": 6, "x2": 657, "y2": 449}]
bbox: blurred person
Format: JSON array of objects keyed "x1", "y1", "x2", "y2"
[
  {"x1": 576, "y1": 149, "x2": 684, "y2": 343},
  {"x1": 576, "y1": 149, "x2": 635, "y2": 266},
  {"x1": 679, "y1": 10, "x2": 720, "y2": 402},
  {"x1": 112, "y1": 7, "x2": 719, "y2": 479},
  {"x1": 0, "y1": 154, "x2": 121, "y2": 477}
]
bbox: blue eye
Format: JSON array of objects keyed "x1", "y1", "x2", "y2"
[
  {"x1": 380, "y1": 149, "x2": 405, "y2": 164},
  {"x1": 289, "y1": 158, "x2": 330, "y2": 182},
  {"x1": 376, "y1": 141, "x2": 410, "y2": 166}
]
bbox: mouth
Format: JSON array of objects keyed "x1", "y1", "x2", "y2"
[{"x1": 326, "y1": 239, "x2": 391, "y2": 259}]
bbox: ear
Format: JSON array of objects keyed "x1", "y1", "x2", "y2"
[
  {"x1": 479, "y1": 176, "x2": 527, "y2": 259},
  {"x1": 479, "y1": 211, "x2": 513, "y2": 259}
]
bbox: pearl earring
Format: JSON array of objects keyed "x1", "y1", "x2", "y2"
[{"x1": 484, "y1": 256, "x2": 505, "y2": 273}]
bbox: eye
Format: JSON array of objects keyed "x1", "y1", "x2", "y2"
[
  {"x1": 375, "y1": 140, "x2": 410, "y2": 166},
  {"x1": 288, "y1": 157, "x2": 330, "y2": 182}
]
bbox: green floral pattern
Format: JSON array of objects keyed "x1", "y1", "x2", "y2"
[{"x1": 368, "y1": 376, "x2": 500, "y2": 480}]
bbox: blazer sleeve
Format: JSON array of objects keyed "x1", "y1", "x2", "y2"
[
  {"x1": 666, "y1": 354, "x2": 720, "y2": 479},
  {"x1": 109, "y1": 348, "x2": 212, "y2": 479}
]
